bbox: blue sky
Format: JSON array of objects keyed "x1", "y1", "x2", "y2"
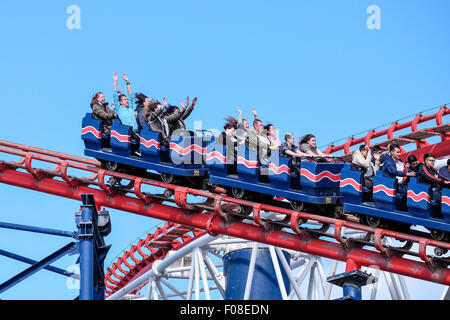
[{"x1": 0, "y1": 0, "x2": 449, "y2": 299}]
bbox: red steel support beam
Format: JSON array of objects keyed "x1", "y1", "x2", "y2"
[
  {"x1": 325, "y1": 106, "x2": 449, "y2": 155},
  {"x1": 0, "y1": 168, "x2": 449, "y2": 286}
]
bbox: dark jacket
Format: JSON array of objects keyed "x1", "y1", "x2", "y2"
[
  {"x1": 217, "y1": 132, "x2": 237, "y2": 164},
  {"x1": 418, "y1": 165, "x2": 449, "y2": 190},
  {"x1": 90, "y1": 102, "x2": 116, "y2": 135},
  {"x1": 136, "y1": 105, "x2": 147, "y2": 131},
  {"x1": 382, "y1": 154, "x2": 407, "y2": 179},
  {"x1": 166, "y1": 106, "x2": 194, "y2": 136},
  {"x1": 439, "y1": 166, "x2": 450, "y2": 180},
  {"x1": 147, "y1": 108, "x2": 171, "y2": 148}
]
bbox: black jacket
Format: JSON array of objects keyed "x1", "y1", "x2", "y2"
[{"x1": 417, "y1": 165, "x2": 449, "y2": 189}]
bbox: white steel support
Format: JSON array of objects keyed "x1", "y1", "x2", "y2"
[
  {"x1": 269, "y1": 246, "x2": 288, "y2": 300},
  {"x1": 107, "y1": 234, "x2": 218, "y2": 300},
  {"x1": 243, "y1": 242, "x2": 258, "y2": 300}
]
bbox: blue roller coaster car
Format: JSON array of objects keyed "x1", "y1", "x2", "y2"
[{"x1": 81, "y1": 113, "x2": 450, "y2": 243}]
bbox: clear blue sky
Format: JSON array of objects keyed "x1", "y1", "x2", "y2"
[{"x1": 0, "y1": 0, "x2": 449, "y2": 299}]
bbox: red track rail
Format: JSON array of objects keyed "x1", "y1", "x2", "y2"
[
  {"x1": 0, "y1": 140, "x2": 450, "y2": 290},
  {"x1": 324, "y1": 106, "x2": 450, "y2": 161},
  {"x1": 104, "y1": 222, "x2": 205, "y2": 297}
]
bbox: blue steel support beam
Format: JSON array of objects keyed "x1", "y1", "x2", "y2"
[
  {"x1": 0, "y1": 242, "x2": 76, "y2": 295},
  {"x1": 0, "y1": 221, "x2": 76, "y2": 238},
  {"x1": 78, "y1": 202, "x2": 94, "y2": 300},
  {"x1": 77, "y1": 194, "x2": 110, "y2": 300},
  {"x1": 0, "y1": 248, "x2": 79, "y2": 279}
]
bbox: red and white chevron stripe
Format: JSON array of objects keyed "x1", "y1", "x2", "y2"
[
  {"x1": 373, "y1": 184, "x2": 396, "y2": 197},
  {"x1": 82, "y1": 126, "x2": 102, "y2": 139},
  {"x1": 170, "y1": 143, "x2": 205, "y2": 156},
  {"x1": 140, "y1": 137, "x2": 160, "y2": 149},
  {"x1": 441, "y1": 195, "x2": 450, "y2": 206},
  {"x1": 407, "y1": 190, "x2": 430, "y2": 203},
  {"x1": 237, "y1": 156, "x2": 258, "y2": 169},
  {"x1": 206, "y1": 151, "x2": 227, "y2": 164},
  {"x1": 340, "y1": 177, "x2": 363, "y2": 192},
  {"x1": 111, "y1": 130, "x2": 130, "y2": 143},
  {"x1": 300, "y1": 168, "x2": 341, "y2": 183},
  {"x1": 268, "y1": 163, "x2": 290, "y2": 175}
]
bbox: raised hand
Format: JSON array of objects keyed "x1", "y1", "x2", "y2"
[
  {"x1": 123, "y1": 73, "x2": 129, "y2": 83},
  {"x1": 191, "y1": 97, "x2": 197, "y2": 107},
  {"x1": 251, "y1": 108, "x2": 258, "y2": 119},
  {"x1": 237, "y1": 108, "x2": 242, "y2": 114},
  {"x1": 163, "y1": 97, "x2": 167, "y2": 108},
  {"x1": 113, "y1": 72, "x2": 118, "y2": 81}
]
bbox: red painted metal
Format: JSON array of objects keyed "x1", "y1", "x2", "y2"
[
  {"x1": 1, "y1": 137, "x2": 450, "y2": 295},
  {"x1": 324, "y1": 106, "x2": 449, "y2": 157},
  {"x1": 1, "y1": 165, "x2": 450, "y2": 287}
]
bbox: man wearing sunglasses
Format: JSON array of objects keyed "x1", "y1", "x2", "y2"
[{"x1": 417, "y1": 153, "x2": 450, "y2": 202}]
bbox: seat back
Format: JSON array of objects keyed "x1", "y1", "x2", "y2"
[
  {"x1": 140, "y1": 126, "x2": 162, "y2": 161},
  {"x1": 406, "y1": 177, "x2": 432, "y2": 217},
  {"x1": 268, "y1": 151, "x2": 291, "y2": 189},
  {"x1": 300, "y1": 161, "x2": 343, "y2": 196},
  {"x1": 373, "y1": 171, "x2": 397, "y2": 210},
  {"x1": 441, "y1": 188, "x2": 450, "y2": 222},
  {"x1": 339, "y1": 163, "x2": 364, "y2": 204},
  {"x1": 237, "y1": 144, "x2": 259, "y2": 183},
  {"x1": 169, "y1": 135, "x2": 204, "y2": 167},
  {"x1": 110, "y1": 119, "x2": 132, "y2": 156},
  {"x1": 81, "y1": 113, "x2": 103, "y2": 150},
  {"x1": 205, "y1": 142, "x2": 228, "y2": 176}
]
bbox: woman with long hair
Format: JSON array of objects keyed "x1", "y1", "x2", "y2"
[
  {"x1": 134, "y1": 92, "x2": 151, "y2": 130},
  {"x1": 299, "y1": 134, "x2": 327, "y2": 157},
  {"x1": 90, "y1": 91, "x2": 117, "y2": 135}
]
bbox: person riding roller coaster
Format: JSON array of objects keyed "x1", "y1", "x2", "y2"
[
  {"x1": 382, "y1": 144, "x2": 416, "y2": 195},
  {"x1": 417, "y1": 153, "x2": 450, "y2": 202}
]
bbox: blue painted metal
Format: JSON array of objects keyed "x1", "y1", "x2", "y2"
[
  {"x1": 299, "y1": 161, "x2": 344, "y2": 196},
  {"x1": 81, "y1": 114, "x2": 450, "y2": 236},
  {"x1": 76, "y1": 194, "x2": 110, "y2": 300},
  {"x1": 110, "y1": 119, "x2": 133, "y2": 156},
  {"x1": 339, "y1": 163, "x2": 364, "y2": 204},
  {"x1": 78, "y1": 201, "x2": 94, "y2": 300},
  {"x1": 170, "y1": 135, "x2": 205, "y2": 167},
  {"x1": 344, "y1": 202, "x2": 450, "y2": 232},
  {"x1": 0, "y1": 221, "x2": 76, "y2": 238},
  {"x1": 442, "y1": 188, "x2": 450, "y2": 222},
  {"x1": 208, "y1": 174, "x2": 341, "y2": 205},
  {"x1": 327, "y1": 270, "x2": 374, "y2": 300},
  {"x1": 0, "y1": 242, "x2": 76, "y2": 295},
  {"x1": 0, "y1": 248, "x2": 79, "y2": 279},
  {"x1": 373, "y1": 172, "x2": 399, "y2": 211},
  {"x1": 223, "y1": 248, "x2": 291, "y2": 300},
  {"x1": 81, "y1": 113, "x2": 103, "y2": 151},
  {"x1": 140, "y1": 127, "x2": 162, "y2": 160}
]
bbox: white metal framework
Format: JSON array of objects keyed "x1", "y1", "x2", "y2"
[{"x1": 106, "y1": 220, "x2": 450, "y2": 300}]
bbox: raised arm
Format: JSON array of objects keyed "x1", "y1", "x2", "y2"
[
  {"x1": 113, "y1": 72, "x2": 120, "y2": 107},
  {"x1": 237, "y1": 108, "x2": 243, "y2": 124},
  {"x1": 251, "y1": 108, "x2": 258, "y2": 120},
  {"x1": 181, "y1": 97, "x2": 197, "y2": 120},
  {"x1": 113, "y1": 72, "x2": 118, "y2": 91},
  {"x1": 179, "y1": 96, "x2": 189, "y2": 115},
  {"x1": 123, "y1": 73, "x2": 132, "y2": 94}
]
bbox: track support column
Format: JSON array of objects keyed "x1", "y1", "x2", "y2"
[
  {"x1": 76, "y1": 194, "x2": 111, "y2": 300},
  {"x1": 327, "y1": 259, "x2": 375, "y2": 300}
]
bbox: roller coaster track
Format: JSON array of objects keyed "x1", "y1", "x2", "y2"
[
  {"x1": 0, "y1": 107, "x2": 449, "y2": 297},
  {"x1": 324, "y1": 105, "x2": 450, "y2": 161}
]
